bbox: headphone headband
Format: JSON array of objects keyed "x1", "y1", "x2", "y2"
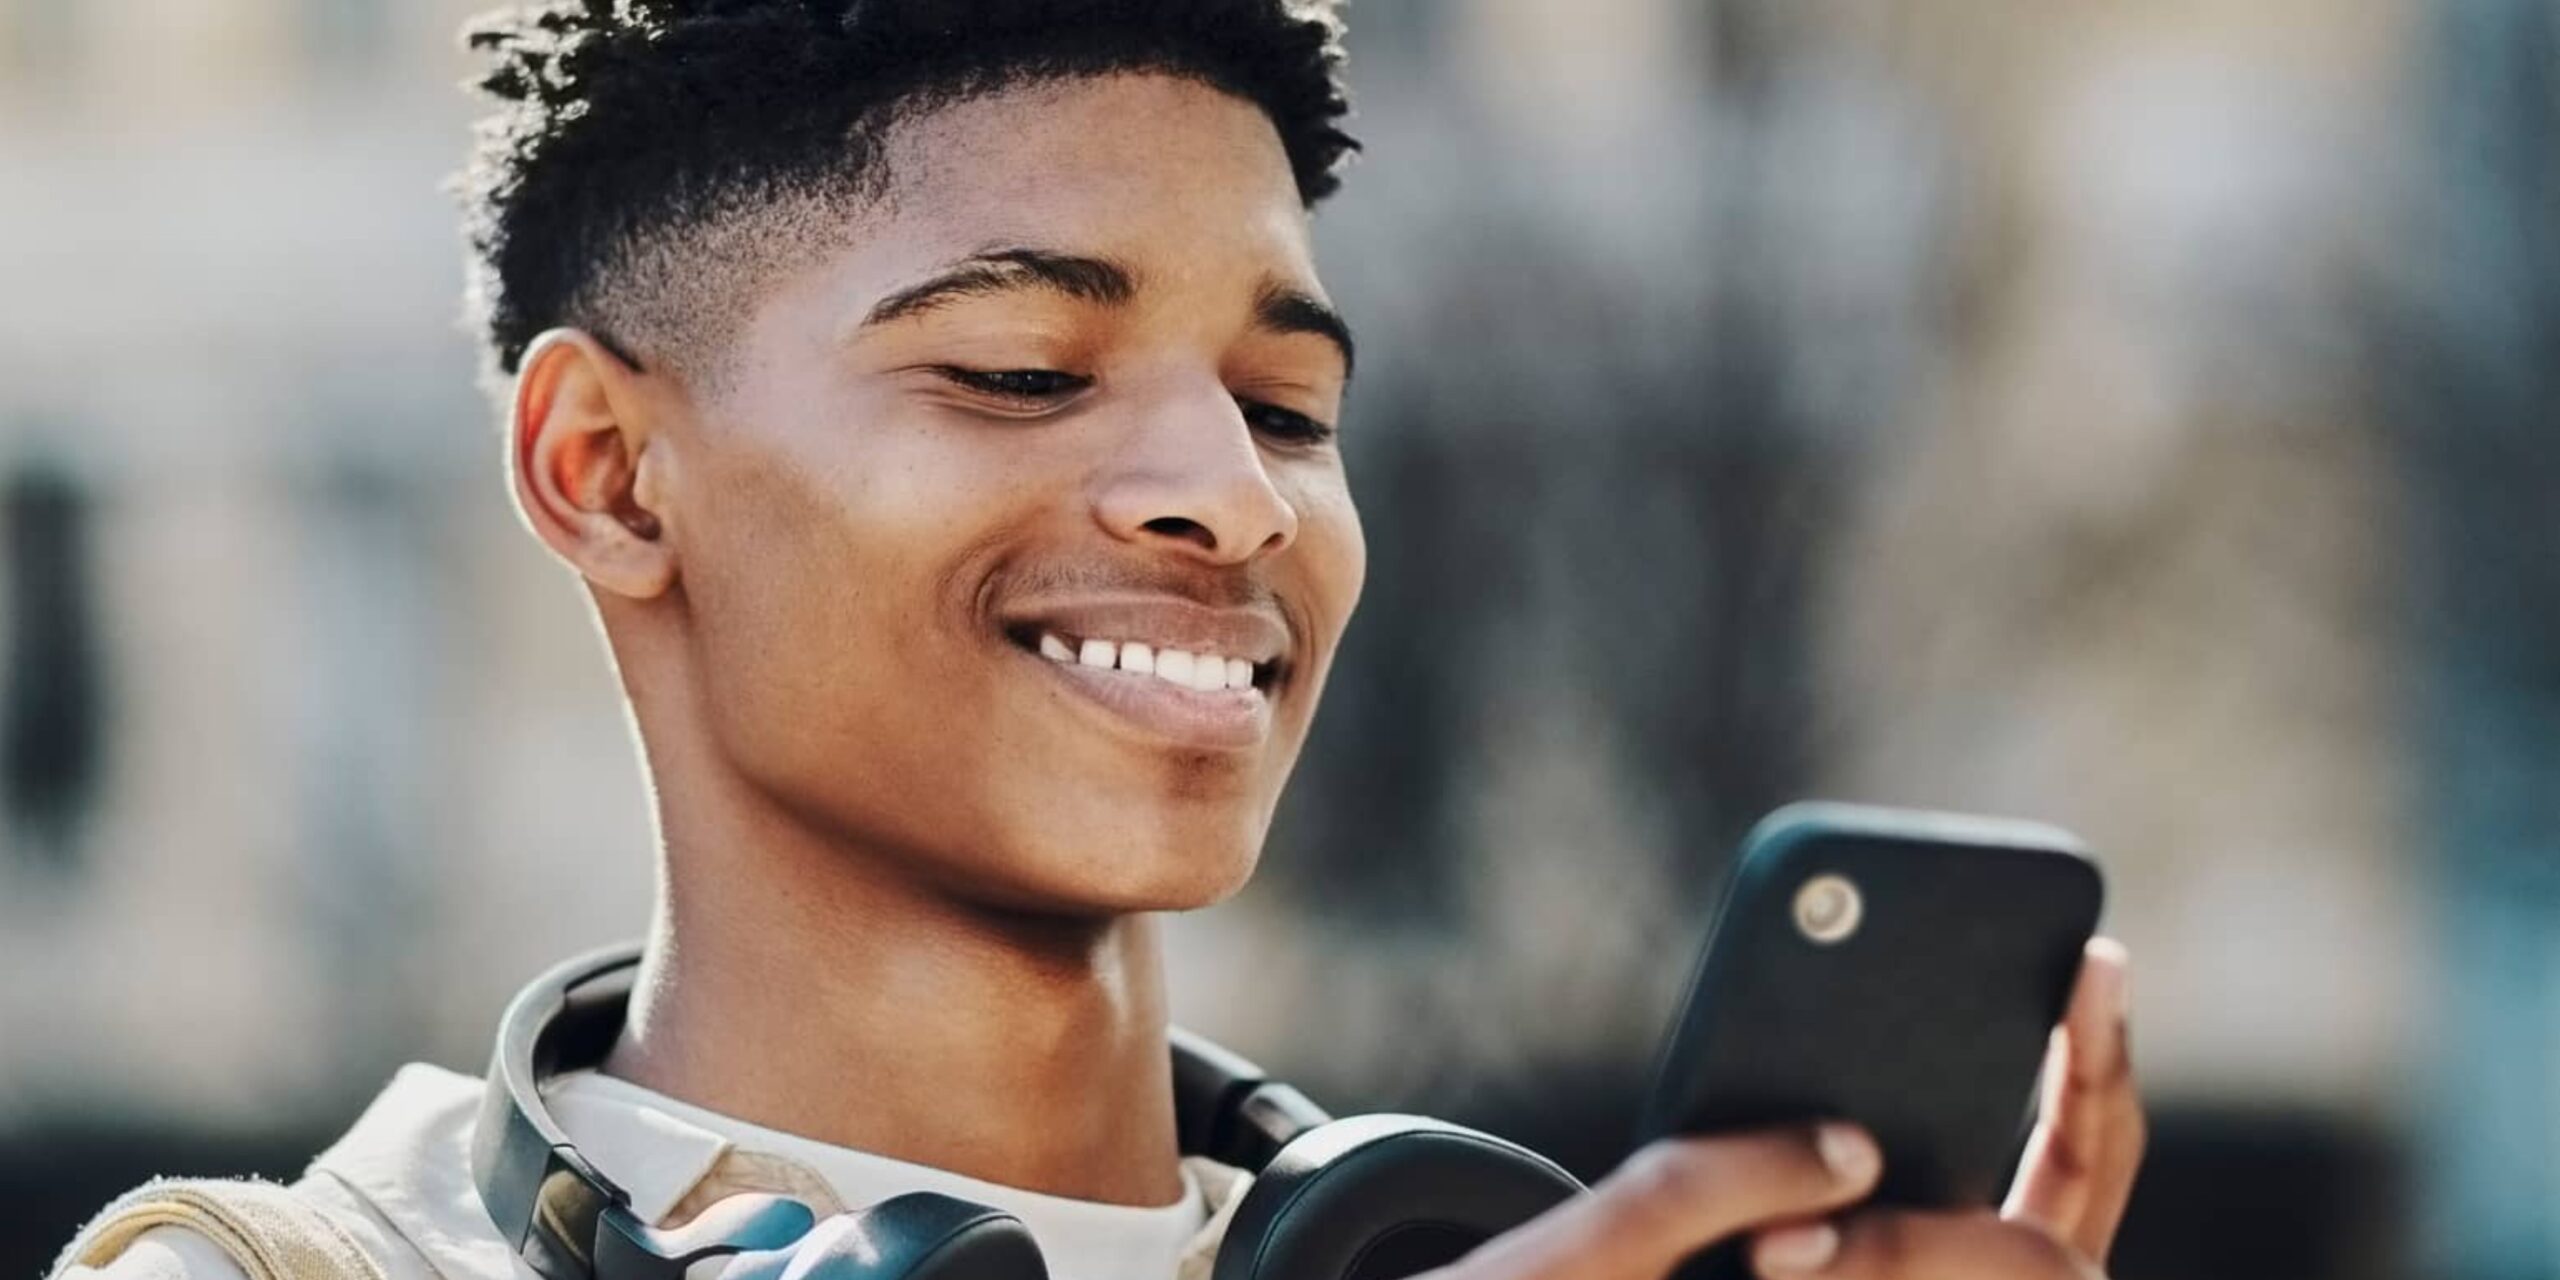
[
  {"x1": 470, "y1": 945, "x2": 652, "y2": 1278},
  {"x1": 470, "y1": 943, "x2": 1335, "y2": 1280}
]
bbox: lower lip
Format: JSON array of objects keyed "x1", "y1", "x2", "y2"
[{"x1": 1018, "y1": 647, "x2": 1274, "y2": 751}]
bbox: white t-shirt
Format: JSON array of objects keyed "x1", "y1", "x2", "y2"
[
  {"x1": 73, "y1": 1064, "x2": 1216, "y2": 1280},
  {"x1": 554, "y1": 1070, "x2": 1209, "y2": 1276}
]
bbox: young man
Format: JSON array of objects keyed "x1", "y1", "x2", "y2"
[{"x1": 58, "y1": 2, "x2": 2144, "y2": 1278}]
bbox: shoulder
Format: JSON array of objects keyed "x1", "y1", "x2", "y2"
[
  {"x1": 56, "y1": 1226, "x2": 254, "y2": 1280},
  {"x1": 49, "y1": 1170, "x2": 433, "y2": 1280},
  {"x1": 54, "y1": 1064, "x2": 493, "y2": 1280},
  {"x1": 47, "y1": 1171, "x2": 406, "y2": 1278}
]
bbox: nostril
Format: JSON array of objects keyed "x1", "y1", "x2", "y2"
[{"x1": 1140, "y1": 515, "x2": 1217, "y2": 550}]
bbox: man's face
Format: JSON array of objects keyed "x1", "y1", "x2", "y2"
[{"x1": 656, "y1": 73, "x2": 1364, "y2": 915}]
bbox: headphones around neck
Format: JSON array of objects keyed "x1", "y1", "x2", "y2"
[{"x1": 472, "y1": 945, "x2": 1584, "y2": 1280}]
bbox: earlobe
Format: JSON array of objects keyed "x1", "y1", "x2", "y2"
[{"x1": 509, "y1": 328, "x2": 680, "y2": 600}]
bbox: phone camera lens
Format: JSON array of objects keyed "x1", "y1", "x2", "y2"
[{"x1": 1793, "y1": 874, "x2": 1863, "y2": 944}]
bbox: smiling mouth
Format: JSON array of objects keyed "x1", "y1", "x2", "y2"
[
  {"x1": 1002, "y1": 625, "x2": 1284, "y2": 695},
  {"x1": 1000, "y1": 623, "x2": 1283, "y2": 753}
]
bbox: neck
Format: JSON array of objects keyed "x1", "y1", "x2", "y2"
[{"x1": 599, "y1": 695, "x2": 1184, "y2": 1207}]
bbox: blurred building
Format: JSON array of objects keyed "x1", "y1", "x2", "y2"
[
  {"x1": 0, "y1": 0, "x2": 659, "y2": 1132},
  {"x1": 3, "y1": 2, "x2": 2552, "y2": 1278}
]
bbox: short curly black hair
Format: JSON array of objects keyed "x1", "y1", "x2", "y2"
[{"x1": 456, "y1": 0, "x2": 1358, "y2": 395}]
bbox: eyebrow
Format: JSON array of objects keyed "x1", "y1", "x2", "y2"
[
  {"x1": 1254, "y1": 280, "x2": 1357, "y2": 380},
  {"x1": 860, "y1": 244, "x2": 1357, "y2": 380},
  {"x1": 863, "y1": 247, "x2": 1138, "y2": 326}
]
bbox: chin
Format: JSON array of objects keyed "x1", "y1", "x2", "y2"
[
  {"x1": 1128, "y1": 846, "x2": 1261, "y2": 913},
  {"x1": 974, "y1": 825, "x2": 1264, "y2": 919},
  {"x1": 953, "y1": 767, "x2": 1284, "y2": 916},
  {"x1": 1058, "y1": 845, "x2": 1260, "y2": 917}
]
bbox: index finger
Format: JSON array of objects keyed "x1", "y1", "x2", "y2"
[
  {"x1": 2001, "y1": 936, "x2": 2145, "y2": 1260},
  {"x1": 1444, "y1": 1125, "x2": 1881, "y2": 1280}
]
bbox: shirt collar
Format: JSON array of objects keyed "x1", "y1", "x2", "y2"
[
  {"x1": 307, "y1": 1062, "x2": 1245, "y2": 1278},
  {"x1": 544, "y1": 1071, "x2": 738, "y2": 1225}
]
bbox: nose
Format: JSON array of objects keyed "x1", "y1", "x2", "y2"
[{"x1": 1091, "y1": 380, "x2": 1299, "y2": 564}]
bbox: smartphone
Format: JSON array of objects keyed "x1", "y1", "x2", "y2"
[{"x1": 1637, "y1": 802, "x2": 2104, "y2": 1280}]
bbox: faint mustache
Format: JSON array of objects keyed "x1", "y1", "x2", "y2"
[{"x1": 994, "y1": 558, "x2": 1281, "y2": 613}]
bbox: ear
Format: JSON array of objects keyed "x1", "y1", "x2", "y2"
[{"x1": 508, "y1": 329, "x2": 679, "y2": 599}]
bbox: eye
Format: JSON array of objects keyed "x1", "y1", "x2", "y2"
[
  {"x1": 936, "y1": 367, "x2": 1092, "y2": 404},
  {"x1": 1240, "y1": 399, "x2": 1337, "y2": 445}
]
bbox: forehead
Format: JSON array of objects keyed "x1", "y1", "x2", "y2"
[{"x1": 857, "y1": 72, "x2": 1322, "y2": 296}]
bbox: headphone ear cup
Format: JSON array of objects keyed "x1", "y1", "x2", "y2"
[
  {"x1": 715, "y1": 1192, "x2": 1049, "y2": 1280},
  {"x1": 1211, "y1": 1116, "x2": 1585, "y2": 1280}
]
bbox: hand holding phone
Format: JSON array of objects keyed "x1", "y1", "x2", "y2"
[
  {"x1": 1406, "y1": 952, "x2": 2137, "y2": 1280},
  {"x1": 1402, "y1": 803, "x2": 2142, "y2": 1280},
  {"x1": 1635, "y1": 802, "x2": 2121, "y2": 1279}
]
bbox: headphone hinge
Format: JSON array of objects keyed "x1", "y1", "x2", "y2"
[{"x1": 1221, "y1": 1082, "x2": 1331, "y2": 1170}]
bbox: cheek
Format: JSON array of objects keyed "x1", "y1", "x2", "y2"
[
  {"x1": 683, "y1": 459, "x2": 876, "y2": 749},
  {"x1": 1294, "y1": 472, "x2": 1367, "y2": 646},
  {"x1": 677, "y1": 419, "x2": 1014, "y2": 761}
]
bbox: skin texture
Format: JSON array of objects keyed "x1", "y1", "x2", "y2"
[{"x1": 506, "y1": 68, "x2": 2145, "y2": 1278}]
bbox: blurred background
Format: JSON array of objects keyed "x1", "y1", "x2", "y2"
[{"x1": 1, "y1": 1, "x2": 2553, "y2": 1277}]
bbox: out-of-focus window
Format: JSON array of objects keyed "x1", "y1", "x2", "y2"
[
  {"x1": 286, "y1": 449, "x2": 441, "y2": 1076},
  {"x1": 300, "y1": 0, "x2": 388, "y2": 75},
  {"x1": 2, "y1": 0, "x2": 80, "y2": 88},
  {"x1": 0, "y1": 459, "x2": 106, "y2": 875}
]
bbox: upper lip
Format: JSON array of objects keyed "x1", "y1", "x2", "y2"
[{"x1": 1001, "y1": 596, "x2": 1292, "y2": 667}]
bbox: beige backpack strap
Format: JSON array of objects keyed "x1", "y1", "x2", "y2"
[{"x1": 51, "y1": 1176, "x2": 389, "y2": 1280}]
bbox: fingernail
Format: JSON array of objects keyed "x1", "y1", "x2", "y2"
[
  {"x1": 1754, "y1": 1222, "x2": 1840, "y2": 1274},
  {"x1": 1816, "y1": 1122, "x2": 1878, "y2": 1183},
  {"x1": 2087, "y1": 938, "x2": 2130, "y2": 1018}
]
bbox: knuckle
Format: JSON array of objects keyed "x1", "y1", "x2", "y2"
[
  {"x1": 1847, "y1": 1209, "x2": 1915, "y2": 1272},
  {"x1": 1850, "y1": 1212, "x2": 2088, "y2": 1280},
  {"x1": 2041, "y1": 1132, "x2": 2094, "y2": 1182},
  {"x1": 2105, "y1": 1091, "x2": 2148, "y2": 1147},
  {"x1": 1607, "y1": 1130, "x2": 1848, "y2": 1245},
  {"x1": 2070, "y1": 1048, "x2": 2131, "y2": 1095},
  {"x1": 1619, "y1": 1139, "x2": 1715, "y2": 1209}
]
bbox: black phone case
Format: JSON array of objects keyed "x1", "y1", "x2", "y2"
[{"x1": 1638, "y1": 803, "x2": 2104, "y2": 1280}]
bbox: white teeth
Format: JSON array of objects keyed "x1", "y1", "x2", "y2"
[
  {"x1": 1031, "y1": 631, "x2": 1260, "y2": 695},
  {"x1": 1188, "y1": 656, "x2": 1228, "y2": 692}
]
